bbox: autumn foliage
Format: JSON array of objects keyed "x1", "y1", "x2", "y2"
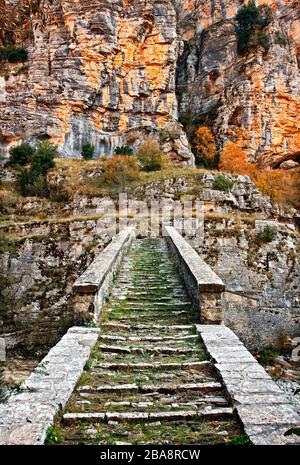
[
  {"x1": 103, "y1": 155, "x2": 140, "y2": 189},
  {"x1": 193, "y1": 127, "x2": 216, "y2": 166},
  {"x1": 219, "y1": 142, "x2": 255, "y2": 176},
  {"x1": 220, "y1": 141, "x2": 300, "y2": 208}
]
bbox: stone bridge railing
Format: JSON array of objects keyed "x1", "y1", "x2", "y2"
[
  {"x1": 73, "y1": 227, "x2": 136, "y2": 322},
  {"x1": 164, "y1": 226, "x2": 225, "y2": 324}
]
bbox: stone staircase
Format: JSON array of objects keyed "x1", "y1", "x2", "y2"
[{"x1": 59, "y1": 239, "x2": 244, "y2": 444}]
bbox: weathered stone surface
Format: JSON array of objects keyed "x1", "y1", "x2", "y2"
[
  {"x1": 73, "y1": 227, "x2": 135, "y2": 320},
  {"x1": 0, "y1": 326, "x2": 99, "y2": 445},
  {"x1": 2, "y1": 1, "x2": 298, "y2": 167},
  {"x1": 73, "y1": 227, "x2": 135, "y2": 293},
  {"x1": 279, "y1": 160, "x2": 300, "y2": 170},
  {"x1": 165, "y1": 226, "x2": 225, "y2": 323},
  {"x1": 198, "y1": 324, "x2": 300, "y2": 445},
  {"x1": 176, "y1": 0, "x2": 300, "y2": 166},
  {"x1": 0, "y1": 0, "x2": 193, "y2": 164}
]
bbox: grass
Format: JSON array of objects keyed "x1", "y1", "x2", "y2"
[
  {"x1": 229, "y1": 435, "x2": 251, "y2": 445},
  {"x1": 81, "y1": 165, "x2": 207, "y2": 197},
  {"x1": 45, "y1": 425, "x2": 64, "y2": 445},
  {"x1": 257, "y1": 347, "x2": 280, "y2": 365}
]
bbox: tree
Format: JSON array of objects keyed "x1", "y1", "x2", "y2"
[
  {"x1": 235, "y1": 1, "x2": 270, "y2": 54},
  {"x1": 81, "y1": 143, "x2": 95, "y2": 160},
  {"x1": 114, "y1": 145, "x2": 133, "y2": 156},
  {"x1": 219, "y1": 142, "x2": 255, "y2": 176},
  {"x1": 16, "y1": 141, "x2": 57, "y2": 197},
  {"x1": 103, "y1": 155, "x2": 140, "y2": 189},
  {"x1": 193, "y1": 127, "x2": 217, "y2": 167},
  {"x1": 137, "y1": 140, "x2": 164, "y2": 172},
  {"x1": 30, "y1": 141, "x2": 56, "y2": 177},
  {"x1": 8, "y1": 142, "x2": 34, "y2": 166}
]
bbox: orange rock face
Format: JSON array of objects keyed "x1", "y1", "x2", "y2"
[
  {"x1": 0, "y1": 0, "x2": 193, "y2": 163},
  {"x1": 177, "y1": 0, "x2": 300, "y2": 166},
  {"x1": 0, "y1": 0, "x2": 299, "y2": 166}
]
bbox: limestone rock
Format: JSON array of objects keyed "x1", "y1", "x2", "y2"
[{"x1": 279, "y1": 160, "x2": 299, "y2": 170}]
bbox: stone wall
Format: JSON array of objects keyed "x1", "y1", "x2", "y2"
[
  {"x1": 223, "y1": 291, "x2": 300, "y2": 351},
  {"x1": 0, "y1": 217, "x2": 115, "y2": 354},
  {"x1": 73, "y1": 227, "x2": 136, "y2": 322},
  {"x1": 198, "y1": 324, "x2": 300, "y2": 445},
  {"x1": 0, "y1": 326, "x2": 99, "y2": 445},
  {"x1": 164, "y1": 226, "x2": 225, "y2": 324}
]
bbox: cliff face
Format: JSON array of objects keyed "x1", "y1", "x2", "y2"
[
  {"x1": 0, "y1": 0, "x2": 299, "y2": 166},
  {"x1": 176, "y1": 0, "x2": 300, "y2": 166},
  {"x1": 0, "y1": 0, "x2": 193, "y2": 163}
]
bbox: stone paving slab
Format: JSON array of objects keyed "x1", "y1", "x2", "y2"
[
  {"x1": 197, "y1": 324, "x2": 300, "y2": 445},
  {"x1": 0, "y1": 326, "x2": 99, "y2": 445},
  {"x1": 62, "y1": 407, "x2": 234, "y2": 425}
]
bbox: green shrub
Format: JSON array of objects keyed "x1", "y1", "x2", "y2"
[
  {"x1": 256, "y1": 225, "x2": 277, "y2": 244},
  {"x1": 235, "y1": 2, "x2": 271, "y2": 54},
  {"x1": 137, "y1": 140, "x2": 164, "y2": 172},
  {"x1": 8, "y1": 143, "x2": 34, "y2": 166},
  {"x1": 81, "y1": 143, "x2": 95, "y2": 160},
  {"x1": 275, "y1": 31, "x2": 289, "y2": 46},
  {"x1": 258, "y1": 347, "x2": 280, "y2": 364},
  {"x1": 16, "y1": 141, "x2": 56, "y2": 197},
  {"x1": 30, "y1": 141, "x2": 56, "y2": 177},
  {"x1": 114, "y1": 145, "x2": 134, "y2": 156},
  {"x1": 257, "y1": 31, "x2": 269, "y2": 49},
  {"x1": 229, "y1": 435, "x2": 251, "y2": 445},
  {"x1": 45, "y1": 426, "x2": 63, "y2": 445},
  {"x1": 212, "y1": 174, "x2": 233, "y2": 191},
  {"x1": 103, "y1": 155, "x2": 140, "y2": 189},
  {"x1": 0, "y1": 47, "x2": 28, "y2": 63}
]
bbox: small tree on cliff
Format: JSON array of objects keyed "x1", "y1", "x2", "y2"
[
  {"x1": 81, "y1": 143, "x2": 95, "y2": 160},
  {"x1": 235, "y1": 1, "x2": 271, "y2": 54},
  {"x1": 17, "y1": 141, "x2": 57, "y2": 197},
  {"x1": 8, "y1": 142, "x2": 34, "y2": 166},
  {"x1": 219, "y1": 142, "x2": 255, "y2": 176},
  {"x1": 137, "y1": 140, "x2": 164, "y2": 172},
  {"x1": 103, "y1": 155, "x2": 140, "y2": 190},
  {"x1": 193, "y1": 127, "x2": 217, "y2": 168}
]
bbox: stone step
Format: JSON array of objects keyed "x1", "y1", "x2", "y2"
[
  {"x1": 118, "y1": 301, "x2": 192, "y2": 307},
  {"x1": 102, "y1": 323, "x2": 195, "y2": 331},
  {"x1": 101, "y1": 396, "x2": 229, "y2": 409},
  {"x1": 99, "y1": 334, "x2": 199, "y2": 343},
  {"x1": 77, "y1": 382, "x2": 222, "y2": 394},
  {"x1": 98, "y1": 345, "x2": 198, "y2": 355},
  {"x1": 113, "y1": 295, "x2": 188, "y2": 302},
  {"x1": 92, "y1": 361, "x2": 211, "y2": 371},
  {"x1": 108, "y1": 311, "x2": 190, "y2": 318},
  {"x1": 63, "y1": 407, "x2": 233, "y2": 425}
]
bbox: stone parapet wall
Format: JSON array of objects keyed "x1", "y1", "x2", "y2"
[
  {"x1": 197, "y1": 325, "x2": 300, "y2": 445},
  {"x1": 0, "y1": 327, "x2": 99, "y2": 445},
  {"x1": 164, "y1": 226, "x2": 225, "y2": 324},
  {"x1": 73, "y1": 227, "x2": 136, "y2": 321}
]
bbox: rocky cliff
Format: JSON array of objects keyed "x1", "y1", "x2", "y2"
[
  {"x1": 176, "y1": 0, "x2": 300, "y2": 167},
  {"x1": 0, "y1": 0, "x2": 299, "y2": 166}
]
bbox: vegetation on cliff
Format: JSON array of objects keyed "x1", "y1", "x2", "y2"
[{"x1": 235, "y1": 1, "x2": 271, "y2": 54}]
